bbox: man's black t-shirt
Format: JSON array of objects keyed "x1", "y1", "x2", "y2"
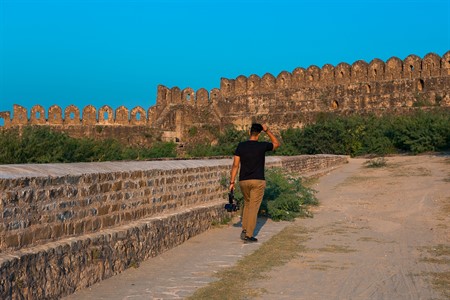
[{"x1": 234, "y1": 141, "x2": 273, "y2": 181}]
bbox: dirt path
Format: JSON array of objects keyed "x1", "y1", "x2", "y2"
[
  {"x1": 63, "y1": 155, "x2": 449, "y2": 300},
  {"x1": 253, "y1": 155, "x2": 450, "y2": 300}
]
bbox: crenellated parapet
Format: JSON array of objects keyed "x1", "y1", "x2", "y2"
[
  {"x1": 151, "y1": 51, "x2": 449, "y2": 104},
  {"x1": 1, "y1": 51, "x2": 449, "y2": 145},
  {"x1": 0, "y1": 104, "x2": 152, "y2": 128}
]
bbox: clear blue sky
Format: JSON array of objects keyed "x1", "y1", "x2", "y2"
[{"x1": 0, "y1": 0, "x2": 449, "y2": 119}]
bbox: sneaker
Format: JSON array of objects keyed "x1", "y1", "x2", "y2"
[
  {"x1": 244, "y1": 236, "x2": 258, "y2": 243},
  {"x1": 240, "y1": 230, "x2": 247, "y2": 240}
]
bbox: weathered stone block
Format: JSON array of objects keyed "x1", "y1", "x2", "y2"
[
  {"x1": 5, "y1": 234, "x2": 19, "y2": 248},
  {"x1": 97, "y1": 205, "x2": 110, "y2": 216}
]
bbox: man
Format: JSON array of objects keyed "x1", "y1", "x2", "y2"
[{"x1": 229, "y1": 123, "x2": 280, "y2": 242}]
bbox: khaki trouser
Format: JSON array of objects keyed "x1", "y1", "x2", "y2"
[{"x1": 239, "y1": 179, "x2": 266, "y2": 237}]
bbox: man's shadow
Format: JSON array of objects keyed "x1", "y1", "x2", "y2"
[{"x1": 233, "y1": 215, "x2": 268, "y2": 237}]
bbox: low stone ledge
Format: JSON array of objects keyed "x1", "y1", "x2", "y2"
[
  {"x1": 0, "y1": 155, "x2": 348, "y2": 253},
  {"x1": 0, "y1": 202, "x2": 230, "y2": 300},
  {"x1": 0, "y1": 155, "x2": 349, "y2": 299}
]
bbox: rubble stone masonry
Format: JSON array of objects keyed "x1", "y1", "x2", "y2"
[{"x1": 0, "y1": 155, "x2": 347, "y2": 299}]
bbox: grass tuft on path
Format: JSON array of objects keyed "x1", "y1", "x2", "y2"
[{"x1": 187, "y1": 224, "x2": 309, "y2": 300}]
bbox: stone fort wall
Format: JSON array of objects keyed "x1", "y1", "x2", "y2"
[
  {"x1": 0, "y1": 51, "x2": 449, "y2": 144},
  {"x1": 0, "y1": 155, "x2": 348, "y2": 299}
]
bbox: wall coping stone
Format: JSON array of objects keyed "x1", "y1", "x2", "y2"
[{"x1": 0, "y1": 155, "x2": 346, "y2": 179}]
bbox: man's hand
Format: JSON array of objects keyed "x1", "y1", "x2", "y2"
[{"x1": 262, "y1": 124, "x2": 280, "y2": 150}]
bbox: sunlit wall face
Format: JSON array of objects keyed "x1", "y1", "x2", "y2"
[{"x1": 0, "y1": 0, "x2": 448, "y2": 114}]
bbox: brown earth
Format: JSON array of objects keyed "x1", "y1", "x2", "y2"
[
  {"x1": 63, "y1": 155, "x2": 449, "y2": 300},
  {"x1": 253, "y1": 155, "x2": 450, "y2": 300}
]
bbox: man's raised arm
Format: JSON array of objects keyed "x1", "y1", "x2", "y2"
[{"x1": 262, "y1": 124, "x2": 280, "y2": 150}]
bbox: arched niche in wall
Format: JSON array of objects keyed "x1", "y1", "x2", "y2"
[
  {"x1": 196, "y1": 88, "x2": 209, "y2": 106},
  {"x1": 11, "y1": 104, "x2": 28, "y2": 126},
  {"x1": 30, "y1": 105, "x2": 46, "y2": 125},
  {"x1": 351, "y1": 60, "x2": 368, "y2": 83},
  {"x1": 276, "y1": 71, "x2": 292, "y2": 90},
  {"x1": 261, "y1": 73, "x2": 276, "y2": 92},
  {"x1": 441, "y1": 50, "x2": 450, "y2": 76},
  {"x1": 220, "y1": 78, "x2": 235, "y2": 98},
  {"x1": 403, "y1": 54, "x2": 422, "y2": 79},
  {"x1": 48, "y1": 105, "x2": 63, "y2": 125},
  {"x1": 335, "y1": 63, "x2": 351, "y2": 85},
  {"x1": 82, "y1": 105, "x2": 97, "y2": 125},
  {"x1": 306, "y1": 65, "x2": 320, "y2": 86},
  {"x1": 416, "y1": 79, "x2": 425, "y2": 92},
  {"x1": 292, "y1": 67, "x2": 306, "y2": 88},
  {"x1": 0, "y1": 112, "x2": 9, "y2": 127},
  {"x1": 368, "y1": 58, "x2": 385, "y2": 81},
  {"x1": 422, "y1": 53, "x2": 441, "y2": 77},
  {"x1": 130, "y1": 106, "x2": 146, "y2": 125},
  {"x1": 210, "y1": 88, "x2": 221, "y2": 103},
  {"x1": 247, "y1": 74, "x2": 261, "y2": 94},
  {"x1": 182, "y1": 88, "x2": 195, "y2": 106},
  {"x1": 115, "y1": 106, "x2": 129, "y2": 125},
  {"x1": 235, "y1": 75, "x2": 248, "y2": 95},
  {"x1": 157, "y1": 85, "x2": 171, "y2": 106},
  {"x1": 320, "y1": 64, "x2": 335, "y2": 86},
  {"x1": 99, "y1": 105, "x2": 113, "y2": 124},
  {"x1": 170, "y1": 87, "x2": 182, "y2": 105},
  {"x1": 385, "y1": 56, "x2": 403, "y2": 80},
  {"x1": 64, "y1": 105, "x2": 81, "y2": 125},
  {"x1": 331, "y1": 100, "x2": 339, "y2": 110}
]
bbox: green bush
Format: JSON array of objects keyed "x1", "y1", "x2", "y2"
[
  {"x1": 262, "y1": 168, "x2": 318, "y2": 221},
  {"x1": 226, "y1": 168, "x2": 317, "y2": 222},
  {"x1": 388, "y1": 111, "x2": 450, "y2": 154},
  {"x1": 0, "y1": 126, "x2": 176, "y2": 164},
  {"x1": 1, "y1": 110, "x2": 448, "y2": 164},
  {"x1": 280, "y1": 110, "x2": 450, "y2": 157},
  {"x1": 185, "y1": 143, "x2": 216, "y2": 157}
]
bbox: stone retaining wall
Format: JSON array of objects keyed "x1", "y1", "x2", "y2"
[
  {"x1": 0, "y1": 155, "x2": 348, "y2": 299},
  {"x1": 0, "y1": 160, "x2": 231, "y2": 252},
  {"x1": 0, "y1": 204, "x2": 228, "y2": 299},
  {"x1": 277, "y1": 154, "x2": 349, "y2": 177}
]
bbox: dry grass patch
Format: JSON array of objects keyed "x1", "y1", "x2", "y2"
[
  {"x1": 187, "y1": 225, "x2": 309, "y2": 300},
  {"x1": 358, "y1": 237, "x2": 383, "y2": 243},
  {"x1": 419, "y1": 244, "x2": 449, "y2": 261},
  {"x1": 340, "y1": 175, "x2": 378, "y2": 186},
  {"x1": 364, "y1": 157, "x2": 387, "y2": 168},
  {"x1": 315, "y1": 244, "x2": 357, "y2": 253},
  {"x1": 310, "y1": 264, "x2": 333, "y2": 271},
  {"x1": 389, "y1": 166, "x2": 432, "y2": 177},
  {"x1": 441, "y1": 197, "x2": 450, "y2": 214},
  {"x1": 302, "y1": 177, "x2": 319, "y2": 188},
  {"x1": 385, "y1": 158, "x2": 433, "y2": 177},
  {"x1": 418, "y1": 244, "x2": 450, "y2": 299},
  {"x1": 425, "y1": 271, "x2": 450, "y2": 299}
]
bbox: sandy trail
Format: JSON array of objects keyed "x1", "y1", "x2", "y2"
[
  {"x1": 254, "y1": 155, "x2": 449, "y2": 300},
  {"x1": 63, "y1": 155, "x2": 449, "y2": 300}
]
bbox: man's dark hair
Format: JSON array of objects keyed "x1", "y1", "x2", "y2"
[{"x1": 250, "y1": 123, "x2": 263, "y2": 136}]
